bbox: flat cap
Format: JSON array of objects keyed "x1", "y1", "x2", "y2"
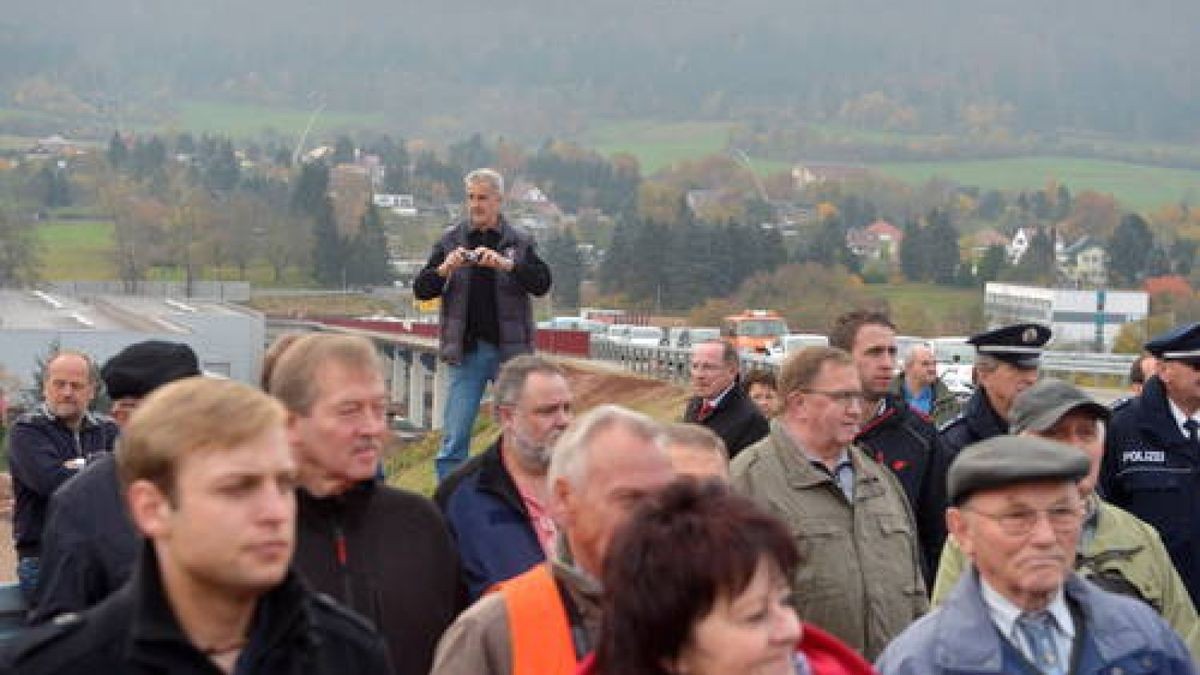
[
  {"x1": 1144, "y1": 322, "x2": 1200, "y2": 361},
  {"x1": 101, "y1": 340, "x2": 201, "y2": 400},
  {"x1": 1009, "y1": 378, "x2": 1110, "y2": 434},
  {"x1": 948, "y1": 435, "x2": 1090, "y2": 505},
  {"x1": 967, "y1": 323, "x2": 1051, "y2": 368}
]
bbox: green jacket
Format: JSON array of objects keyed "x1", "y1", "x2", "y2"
[
  {"x1": 731, "y1": 420, "x2": 928, "y2": 661},
  {"x1": 932, "y1": 496, "x2": 1200, "y2": 659},
  {"x1": 890, "y1": 373, "x2": 961, "y2": 427}
]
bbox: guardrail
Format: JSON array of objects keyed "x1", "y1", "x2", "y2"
[{"x1": 589, "y1": 336, "x2": 1137, "y2": 382}]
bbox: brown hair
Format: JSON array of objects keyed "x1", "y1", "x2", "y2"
[
  {"x1": 777, "y1": 346, "x2": 853, "y2": 398},
  {"x1": 118, "y1": 378, "x2": 285, "y2": 501},
  {"x1": 742, "y1": 368, "x2": 777, "y2": 394},
  {"x1": 260, "y1": 332, "x2": 307, "y2": 390},
  {"x1": 592, "y1": 480, "x2": 800, "y2": 675},
  {"x1": 267, "y1": 334, "x2": 381, "y2": 414},
  {"x1": 828, "y1": 309, "x2": 895, "y2": 352}
]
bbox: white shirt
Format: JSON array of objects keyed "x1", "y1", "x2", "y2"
[
  {"x1": 980, "y1": 579, "x2": 1075, "y2": 669},
  {"x1": 1168, "y1": 398, "x2": 1200, "y2": 441}
]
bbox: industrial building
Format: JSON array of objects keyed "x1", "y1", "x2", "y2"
[{"x1": 983, "y1": 283, "x2": 1148, "y2": 352}]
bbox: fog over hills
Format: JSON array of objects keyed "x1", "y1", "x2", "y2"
[{"x1": 4, "y1": 0, "x2": 1199, "y2": 142}]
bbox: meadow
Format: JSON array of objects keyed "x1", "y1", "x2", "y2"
[{"x1": 174, "y1": 101, "x2": 390, "y2": 140}]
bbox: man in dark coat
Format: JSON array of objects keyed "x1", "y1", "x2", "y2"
[
  {"x1": 829, "y1": 310, "x2": 946, "y2": 584},
  {"x1": 1103, "y1": 321, "x2": 1200, "y2": 606},
  {"x1": 681, "y1": 340, "x2": 768, "y2": 458},
  {"x1": 32, "y1": 340, "x2": 201, "y2": 624},
  {"x1": 2, "y1": 378, "x2": 392, "y2": 674},
  {"x1": 269, "y1": 333, "x2": 463, "y2": 675}
]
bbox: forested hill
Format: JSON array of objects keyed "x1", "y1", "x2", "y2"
[{"x1": 4, "y1": 0, "x2": 1200, "y2": 142}]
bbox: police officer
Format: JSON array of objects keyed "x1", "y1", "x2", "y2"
[
  {"x1": 938, "y1": 322, "x2": 1051, "y2": 458},
  {"x1": 1103, "y1": 321, "x2": 1200, "y2": 607}
]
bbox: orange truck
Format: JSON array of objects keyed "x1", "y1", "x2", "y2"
[{"x1": 722, "y1": 310, "x2": 789, "y2": 354}]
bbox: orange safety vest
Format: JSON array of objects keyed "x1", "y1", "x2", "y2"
[{"x1": 498, "y1": 563, "x2": 579, "y2": 675}]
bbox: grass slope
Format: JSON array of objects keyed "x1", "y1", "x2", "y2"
[
  {"x1": 174, "y1": 101, "x2": 389, "y2": 139},
  {"x1": 36, "y1": 219, "x2": 117, "y2": 280}
]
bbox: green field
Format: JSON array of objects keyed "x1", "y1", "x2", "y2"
[
  {"x1": 37, "y1": 219, "x2": 117, "y2": 280},
  {"x1": 173, "y1": 101, "x2": 390, "y2": 139},
  {"x1": 863, "y1": 283, "x2": 983, "y2": 335},
  {"x1": 875, "y1": 156, "x2": 1200, "y2": 212},
  {"x1": 582, "y1": 120, "x2": 736, "y2": 174}
]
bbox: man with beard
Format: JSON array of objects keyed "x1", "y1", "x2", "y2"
[
  {"x1": 435, "y1": 355, "x2": 574, "y2": 600},
  {"x1": 268, "y1": 334, "x2": 463, "y2": 675}
]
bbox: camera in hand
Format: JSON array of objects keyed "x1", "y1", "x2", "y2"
[{"x1": 463, "y1": 250, "x2": 481, "y2": 265}]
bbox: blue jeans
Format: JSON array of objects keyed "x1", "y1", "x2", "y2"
[
  {"x1": 436, "y1": 341, "x2": 500, "y2": 481},
  {"x1": 16, "y1": 556, "x2": 39, "y2": 605}
]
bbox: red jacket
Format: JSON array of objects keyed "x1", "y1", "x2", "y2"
[{"x1": 575, "y1": 622, "x2": 877, "y2": 675}]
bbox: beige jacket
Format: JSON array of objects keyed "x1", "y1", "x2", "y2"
[
  {"x1": 430, "y1": 561, "x2": 602, "y2": 675},
  {"x1": 731, "y1": 420, "x2": 928, "y2": 661}
]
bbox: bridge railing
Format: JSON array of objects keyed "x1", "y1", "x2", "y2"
[{"x1": 589, "y1": 336, "x2": 1137, "y2": 382}]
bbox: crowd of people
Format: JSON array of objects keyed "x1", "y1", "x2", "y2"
[{"x1": 3, "y1": 167, "x2": 1200, "y2": 674}]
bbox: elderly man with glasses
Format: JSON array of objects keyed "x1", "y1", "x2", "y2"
[
  {"x1": 731, "y1": 346, "x2": 927, "y2": 661},
  {"x1": 877, "y1": 435, "x2": 1194, "y2": 675}
]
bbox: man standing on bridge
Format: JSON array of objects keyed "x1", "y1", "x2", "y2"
[
  {"x1": 414, "y1": 168, "x2": 553, "y2": 481},
  {"x1": 1103, "y1": 321, "x2": 1200, "y2": 607}
]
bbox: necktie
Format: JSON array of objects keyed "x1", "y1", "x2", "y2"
[
  {"x1": 1016, "y1": 612, "x2": 1064, "y2": 675},
  {"x1": 697, "y1": 400, "x2": 715, "y2": 421},
  {"x1": 1185, "y1": 419, "x2": 1199, "y2": 445}
]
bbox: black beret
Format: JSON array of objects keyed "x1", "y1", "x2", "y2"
[
  {"x1": 967, "y1": 323, "x2": 1051, "y2": 368},
  {"x1": 1144, "y1": 322, "x2": 1200, "y2": 360},
  {"x1": 101, "y1": 341, "x2": 201, "y2": 400},
  {"x1": 948, "y1": 435, "x2": 1090, "y2": 505},
  {"x1": 1009, "y1": 378, "x2": 1110, "y2": 434}
]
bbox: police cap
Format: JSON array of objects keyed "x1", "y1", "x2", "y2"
[
  {"x1": 967, "y1": 323, "x2": 1051, "y2": 368},
  {"x1": 948, "y1": 435, "x2": 1089, "y2": 505},
  {"x1": 1144, "y1": 322, "x2": 1200, "y2": 362},
  {"x1": 1009, "y1": 377, "x2": 1110, "y2": 435},
  {"x1": 101, "y1": 340, "x2": 201, "y2": 400}
]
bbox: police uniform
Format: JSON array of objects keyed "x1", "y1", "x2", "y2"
[
  {"x1": 1103, "y1": 321, "x2": 1200, "y2": 607},
  {"x1": 937, "y1": 323, "x2": 1052, "y2": 459}
]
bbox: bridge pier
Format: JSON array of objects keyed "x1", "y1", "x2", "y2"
[{"x1": 408, "y1": 352, "x2": 429, "y2": 428}]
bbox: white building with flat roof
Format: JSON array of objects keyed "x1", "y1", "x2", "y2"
[{"x1": 984, "y1": 283, "x2": 1148, "y2": 352}]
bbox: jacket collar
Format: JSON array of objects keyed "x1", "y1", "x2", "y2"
[
  {"x1": 455, "y1": 213, "x2": 515, "y2": 249},
  {"x1": 37, "y1": 402, "x2": 105, "y2": 430},
  {"x1": 124, "y1": 542, "x2": 314, "y2": 669},
  {"x1": 936, "y1": 568, "x2": 1159, "y2": 671},
  {"x1": 765, "y1": 420, "x2": 885, "y2": 498},
  {"x1": 477, "y1": 439, "x2": 529, "y2": 516},
  {"x1": 297, "y1": 479, "x2": 376, "y2": 521},
  {"x1": 1133, "y1": 376, "x2": 1192, "y2": 448},
  {"x1": 963, "y1": 388, "x2": 1008, "y2": 438}
]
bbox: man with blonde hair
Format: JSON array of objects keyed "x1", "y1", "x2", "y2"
[
  {"x1": 414, "y1": 168, "x2": 553, "y2": 480},
  {"x1": 3, "y1": 378, "x2": 391, "y2": 673},
  {"x1": 269, "y1": 333, "x2": 462, "y2": 675},
  {"x1": 732, "y1": 346, "x2": 926, "y2": 660}
]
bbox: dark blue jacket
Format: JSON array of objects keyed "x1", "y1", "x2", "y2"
[
  {"x1": 7, "y1": 407, "x2": 119, "y2": 558},
  {"x1": 876, "y1": 569, "x2": 1195, "y2": 675},
  {"x1": 937, "y1": 387, "x2": 1008, "y2": 459},
  {"x1": 433, "y1": 440, "x2": 545, "y2": 600},
  {"x1": 31, "y1": 453, "x2": 136, "y2": 624},
  {"x1": 1102, "y1": 374, "x2": 1200, "y2": 607}
]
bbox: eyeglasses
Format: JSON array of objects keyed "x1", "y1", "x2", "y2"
[
  {"x1": 799, "y1": 389, "x2": 866, "y2": 406},
  {"x1": 962, "y1": 504, "x2": 1083, "y2": 536}
]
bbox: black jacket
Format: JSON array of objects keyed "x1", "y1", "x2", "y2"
[
  {"x1": 855, "y1": 395, "x2": 947, "y2": 586},
  {"x1": 31, "y1": 453, "x2": 137, "y2": 624},
  {"x1": 1102, "y1": 375, "x2": 1200, "y2": 607},
  {"x1": 682, "y1": 384, "x2": 769, "y2": 458},
  {"x1": 293, "y1": 481, "x2": 464, "y2": 675},
  {"x1": 7, "y1": 407, "x2": 119, "y2": 557},
  {"x1": 936, "y1": 387, "x2": 1008, "y2": 459},
  {"x1": 1, "y1": 545, "x2": 392, "y2": 674}
]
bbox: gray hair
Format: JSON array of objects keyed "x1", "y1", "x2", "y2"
[
  {"x1": 465, "y1": 168, "x2": 504, "y2": 195},
  {"x1": 662, "y1": 422, "x2": 728, "y2": 463},
  {"x1": 494, "y1": 354, "x2": 566, "y2": 408},
  {"x1": 547, "y1": 404, "x2": 664, "y2": 489},
  {"x1": 974, "y1": 354, "x2": 1002, "y2": 373}
]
